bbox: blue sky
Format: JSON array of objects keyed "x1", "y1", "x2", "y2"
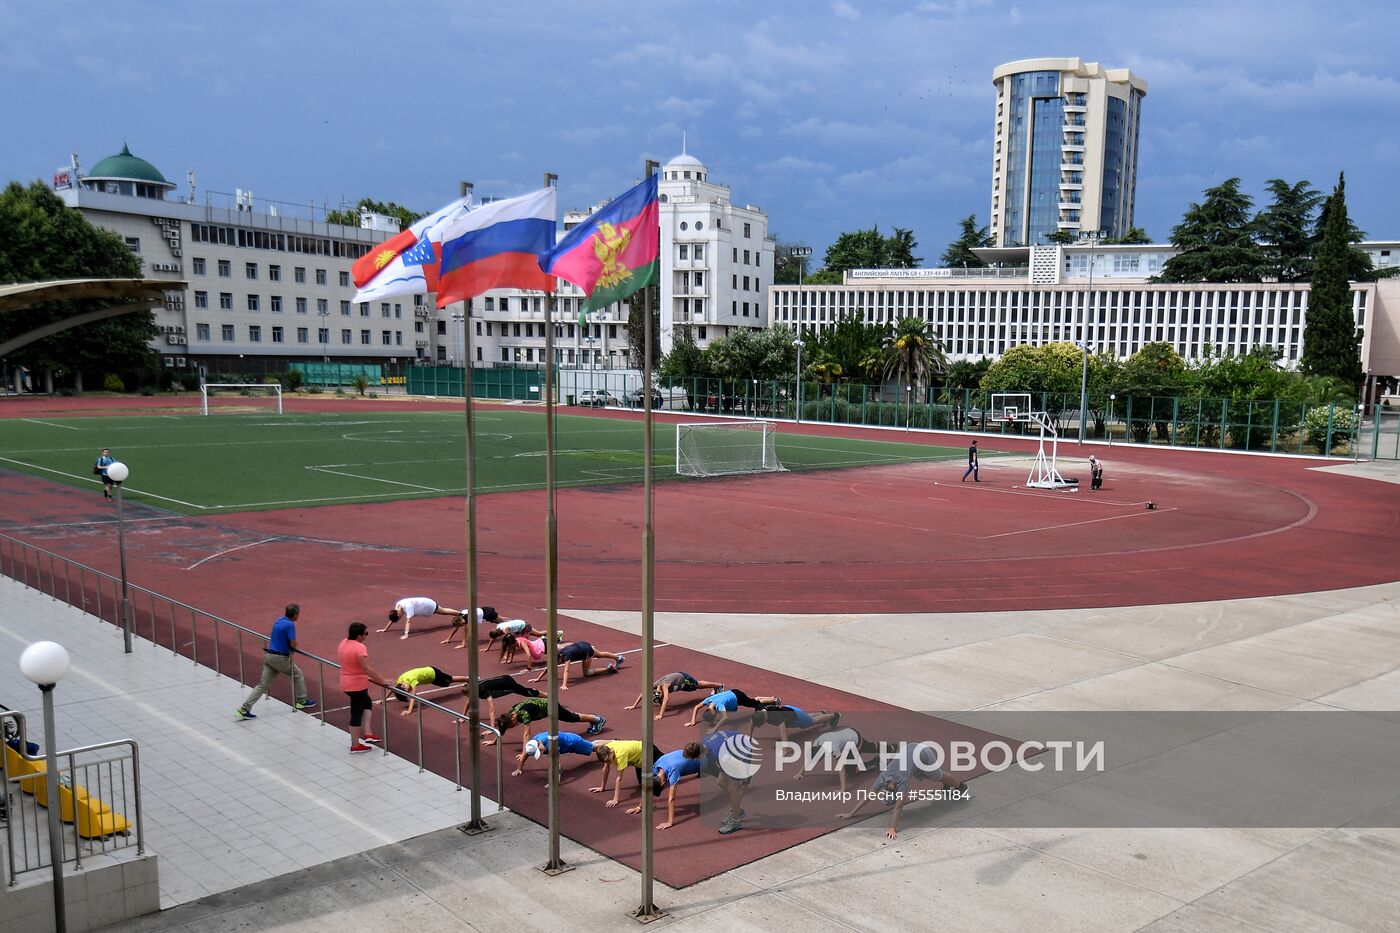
[{"x1": 5, "y1": 0, "x2": 1396, "y2": 263}]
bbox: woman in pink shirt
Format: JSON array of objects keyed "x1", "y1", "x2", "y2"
[{"x1": 338, "y1": 622, "x2": 388, "y2": 753}]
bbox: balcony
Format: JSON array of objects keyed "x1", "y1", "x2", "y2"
[
  {"x1": 1062, "y1": 142, "x2": 1086, "y2": 153},
  {"x1": 1060, "y1": 180, "x2": 1083, "y2": 191},
  {"x1": 1060, "y1": 159, "x2": 1084, "y2": 170},
  {"x1": 1063, "y1": 101, "x2": 1087, "y2": 113},
  {"x1": 1058, "y1": 200, "x2": 1082, "y2": 210},
  {"x1": 1063, "y1": 117, "x2": 1086, "y2": 128}
]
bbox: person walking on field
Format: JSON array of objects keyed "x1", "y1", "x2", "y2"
[
  {"x1": 962, "y1": 439, "x2": 979, "y2": 483},
  {"x1": 337, "y1": 622, "x2": 387, "y2": 753},
  {"x1": 236, "y1": 604, "x2": 317, "y2": 719},
  {"x1": 378, "y1": 596, "x2": 466, "y2": 640},
  {"x1": 94, "y1": 448, "x2": 116, "y2": 499}
]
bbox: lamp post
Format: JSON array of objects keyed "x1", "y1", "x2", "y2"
[
  {"x1": 107, "y1": 461, "x2": 133, "y2": 653},
  {"x1": 318, "y1": 306, "x2": 330, "y2": 366},
  {"x1": 906, "y1": 385, "x2": 913, "y2": 432},
  {"x1": 793, "y1": 337, "x2": 804, "y2": 423},
  {"x1": 751, "y1": 378, "x2": 758, "y2": 417},
  {"x1": 21, "y1": 640, "x2": 72, "y2": 933},
  {"x1": 1077, "y1": 230, "x2": 1103, "y2": 444},
  {"x1": 451, "y1": 312, "x2": 466, "y2": 368},
  {"x1": 1108, "y1": 393, "x2": 1116, "y2": 446}
]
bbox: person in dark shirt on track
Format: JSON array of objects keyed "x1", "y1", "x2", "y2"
[{"x1": 962, "y1": 439, "x2": 980, "y2": 482}]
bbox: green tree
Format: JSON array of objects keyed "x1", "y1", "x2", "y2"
[
  {"x1": 1045, "y1": 230, "x2": 1076, "y2": 246},
  {"x1": 979, "y1": 342, "x2": 1082, "y2": 423},
  {"x1": 805, "y1": 267, "x2": 844, "y2": 284},
  {"x1": 807, "y1": 313, "x2": 886, "y2": 384},
  {"x1": 0, "y1": 180, "x2": 159, "y2": 390},
  {"x1": 1302, "y1": 173, "x2": 1363, "y2": 384},
  {"x1": 324, "y1": 198, "x2": 424, "y2": 230},
  {"x1": 822, "y1": 227, "x2": 887, "y2": 274},
  {"x1": 1155, "y1": 178, "x2": 1268, "y2": 283},
  {"x1": 771, "y1": 238, "x2": 813, "y2": 285},
  {"x1": 881, "y1": 316, "x2": 948, "y2": 391},
  {"x1": 1108, "y1": 227, "x2": 1152, "y2": 245},
  {"x1": 885, "y1": 227, "x2": 920, "y2": 268},
  {"x1": 1119, "y1": 342, "x2": 1187, "y2": 440},
  {"x1": 940, "y1": 214, "x2": 990, "y2": 268},
  {"x1": 659, "y1": 325, "x2": 709, "y2": 381},
  {"x1": 1312, "y1": 182, "x2": 1374, "y2": 282},
  {"x1": 1255, "y1": 179, "x2": 1323, "y2": 282}
]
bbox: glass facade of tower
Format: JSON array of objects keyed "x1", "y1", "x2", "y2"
[
  {"x1": 1099, "y1": 96, "x2": 1128, "y2": 237},
  {"x1": 1002, "y1": 70, "x2": 1059, "y2": 247},
  {"x1": 1027, "y1": 96, "x2": 1066, "y2": 245}
]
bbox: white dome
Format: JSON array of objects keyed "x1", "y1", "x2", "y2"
[{"x1": 665, "y1": 152, "x2": 705, "y2": 169}]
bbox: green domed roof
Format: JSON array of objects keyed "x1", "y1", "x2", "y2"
[{"x1": 87, "y1": 144, "x2": 171, "y2": 185}]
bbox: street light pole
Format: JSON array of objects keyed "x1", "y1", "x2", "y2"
[
  {"x1": 21, "y1": 640, "x2": 72, "y2": 933},
  {"x1": 1077, "y1": 230, "x2": 1102, "y2": 444},
  {"x1": 1108, "y1": 393, "x2": 1116, "y2": 447},
  {"x1": 793, "y1": 338, "x2": 803, "y2": 423},
  {"x1": 107, "y1": 461, "x2": 133, "y2": 653}
]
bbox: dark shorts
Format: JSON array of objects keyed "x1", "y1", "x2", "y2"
[
  {"x1": 560, "y1": 642, "x2": 594, "y2": 663},
  {"x1": 429, "y1": 667, "x2": 454, "y2": 688},
  {"x1": 346, "y1": 689, "x2": 373, "y2": 726},
  {"x1": 669, "y1": 673, "x2": 700, "y2": 692},
  {"x1": 472, "y1": 675, "x2": 542, "y2": 700}
]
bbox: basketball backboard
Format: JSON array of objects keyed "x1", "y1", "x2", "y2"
[{"x1": 991, "y1": 392, "x2": 1032, "y2": 422}]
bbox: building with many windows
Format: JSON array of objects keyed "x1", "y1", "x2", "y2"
[
  {"x1": 54, "y1": 146, "x2": 417, "y2": 374},
  {"x1": 769, "y1": 241, "x2": 1400, "y2": 403},
  {"x1": 991, "y1": 58, "x2": 1147, "y2": 247}
]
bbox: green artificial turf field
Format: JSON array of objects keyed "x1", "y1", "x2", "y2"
[{"x1": 0, "y1": 409, "x2": 969, "y2": 514}]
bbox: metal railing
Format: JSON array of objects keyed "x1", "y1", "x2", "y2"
[
  {"x1": 2, "y1": 709, "x2": 144, "y2": 885},
  {"x1": 0, "y1": 534, "x2": 504, "y2": 809}
]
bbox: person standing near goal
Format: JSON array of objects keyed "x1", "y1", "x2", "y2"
[
  {"x1": 961, "y1": 439, "x2": 980, "y2": 483},
  {"x1": 378, "y1": 596, "x2": 466, "y2": 640}
]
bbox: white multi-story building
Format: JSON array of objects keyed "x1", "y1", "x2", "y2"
[
  {"x1": 456, "y1": 150, "x2": 775, "y2": 368},
  {"x1": 769, "y1": 241, "x2": 1400, "y2": 402},
  {"x1": 53, "y1": 146, "x2": 418, "y2": 371},
  {"x1": 991, "y1": 58, "x2": 1147, "y2": 247}
]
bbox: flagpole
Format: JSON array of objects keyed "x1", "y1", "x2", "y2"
[
  {"x1": 635, "y1": 157, "x2": 664, "y2": 923},
  {"x1": 539, "y1": 171, "x2": 571, "y2": 876},
  {"x1": 450, "y1": 182, "x2": 491, "y2": 836}
]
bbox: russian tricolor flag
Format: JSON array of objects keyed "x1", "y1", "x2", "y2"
[{"x1": 435, "y1": 187, "x2": 557, "y2": 307}]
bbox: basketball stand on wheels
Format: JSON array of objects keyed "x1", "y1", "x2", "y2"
[{"x1": 991, "y1": 393, "x2": 1079, "y2": 491}]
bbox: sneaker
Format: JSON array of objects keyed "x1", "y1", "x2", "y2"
[
  {"x1": 362, "y1": 733, "x2": 382, "y2": 744},
  {"x1": 607, "y1": 662, "x2": 619, "y2": 674},
  {"x1": 586, "y1": 716, "x2": 606, "y2": 736},
  {"x1": 719, "y1": 817, "x2": 743, "y2": 835},
  {"x1": 614, "y1": 654, "x2": 625, "y2": 669},
  {"x1": 350, "y1": 743, "x2": 372, "y2": 753},
  {"x1": 711, "y1": 685, "x2": 726, "y2": 696},
  {"x1": 829, "y1": 712, "x2": 841, "y2": 729},
  {"x1": 295, "y1": 698, "x2": 317, "y2": 710},
  {"x1": 234, "y1": 708, "x2": 256, "y2": 720}
]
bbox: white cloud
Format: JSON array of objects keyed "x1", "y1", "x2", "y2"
[{"x1": 831, "y1": 0, "x2": 860, "y2": 20}]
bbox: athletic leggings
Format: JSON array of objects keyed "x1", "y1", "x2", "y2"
[
  {"x1": 346, "y1": 689, "x2": 373, "y2": 727},
  {"x1": 633, "y1": 745, "x2": 665, "y2": 783},
  {"x1": 474, "y1": 675, "x2": 542, "y2": 700},
  {"x1": 730, "y1": 689, "x2": 766, "y2": 709}
]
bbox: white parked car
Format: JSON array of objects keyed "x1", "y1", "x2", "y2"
[{"x1": 577, "y1": 389, "x2": 616, "y2": 407}]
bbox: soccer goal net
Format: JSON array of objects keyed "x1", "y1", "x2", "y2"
[
  {"x1": 199, "y1": 383, "x2": 283, "y2": 415},
  {"x1": 675, "y1": 421, "x2": 786, "y2": 477}
]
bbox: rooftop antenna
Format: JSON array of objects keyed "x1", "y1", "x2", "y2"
[
  {"x1": 186, "y1": 168, "x2": 197, "y2": 205},
  {"x1": 682, "y1": 130, "x2": 687, "y2": 155}
]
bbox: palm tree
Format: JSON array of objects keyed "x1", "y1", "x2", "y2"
[{"x1": 881, "y1": 316, "x2": 948, "y2": 392}]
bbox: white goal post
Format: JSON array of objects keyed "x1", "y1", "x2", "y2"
[
  {"x1": 675, "y1": 421, "x2": 787, "y2": 477},
  {"x1": 200, "y1": 383, "x2": 283, "y2": 415}
]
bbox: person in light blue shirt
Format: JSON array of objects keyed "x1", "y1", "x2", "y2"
[
  {"x1": 94, "y1": 448, "x2": 116, "y2": 499},
  {"x1": 512, "y1": 731, "x2": 596, "y2": 777},
  {"x1": 626, "y1": 742, "x2": 707, "y2": 829},
  {"x1": 236, "y1": 604, "x2": 316, "y2": 720},
  {"x1": 685, "y1": 688, "x2": 780, "y2": 730}
]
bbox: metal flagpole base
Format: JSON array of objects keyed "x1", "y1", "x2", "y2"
[
  {"x1": 538, "y1": 860, "x2": 575, "y2": 876},
  {"x1": 632, "y1": 903, "x2": 667, "y2": 924},
  {"x1": 458, "y1": 820, "x2": 492, "y2": 836}
]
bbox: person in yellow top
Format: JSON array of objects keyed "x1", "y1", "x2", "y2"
[
  {"x1": 390, "y1": 666, "x2": 469, "y2": 716},
  {"x1": 590, "y1": 739, "x2": 664, "y2": 809}
]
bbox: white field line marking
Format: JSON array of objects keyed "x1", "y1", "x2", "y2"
[
  {"x1": 983, "y1": 507, "x2": 1179, "y2": 539},
  {"x1": 304, "y1": 465, "x2": 443, "y2": 492},
  {"x1": 0, "y1": 455, "x2": 210, "y2": 509},
  {"x1": 186, "y1": 536, "x2": 288, "y2": 570},
  {"x1": 22, "y1": 419, "x2": 81, "y2": 430}
]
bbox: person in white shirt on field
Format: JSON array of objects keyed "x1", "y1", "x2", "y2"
[{"x1": 377, "y1": 596, "x2": 466, "y2": 640}]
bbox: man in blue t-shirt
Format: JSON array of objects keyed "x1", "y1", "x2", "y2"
[
  {"x1": 626, "y1": 742, "x2": 706, "y2": 829},
  {"x1": 512, "y1": 731, "x2": 596, "y2": 777},
  {"x1": 94, "y1": 448, "x2": 116, "y2": 499},
  {"x1": 236, "y1": 604, "x2": 316, "y2": 720},
  {"x1": 684, "y1": 688, "x2": 780, "y2": 730}
]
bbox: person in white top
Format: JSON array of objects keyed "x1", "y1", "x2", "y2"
[
  {"x1": 483, "y1": 617, "x2": 550, "y2": 652},
  {"x1": 440, "y1": 606, "x2": 501, "y2": 648},
  {"x1": 378, "y1": 596, "x2": 465, "y2": 640}
]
